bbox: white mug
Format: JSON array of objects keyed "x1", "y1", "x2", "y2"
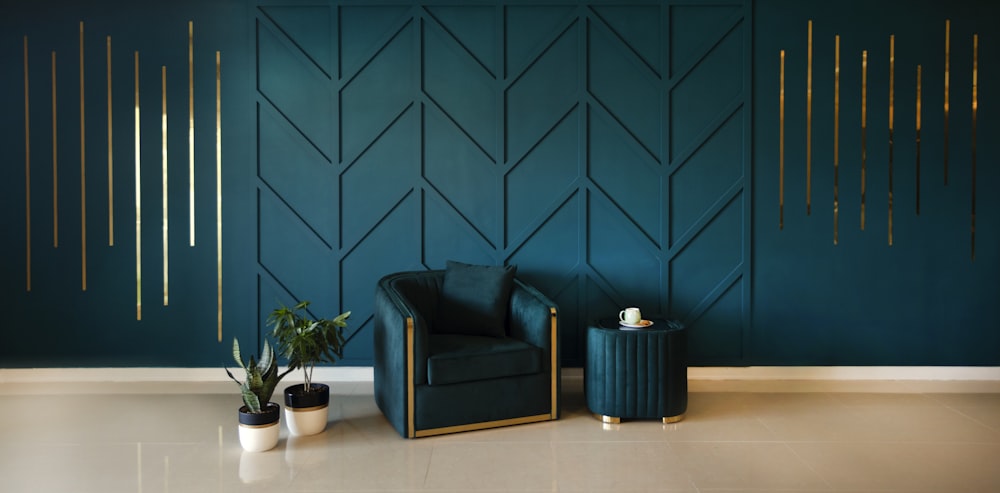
[{"x1": 619, "y1": 307, "x2": 642, "y2": 324}]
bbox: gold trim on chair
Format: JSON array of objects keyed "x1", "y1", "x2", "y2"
[
  {"x1": 406, "y1": 316, "x2": 415, "y2": 439},
  {"x1": 550, "y1": 306, "x2": 558, "y2": 419},
  {"x1": 414, "y1": 414, "x2": 553, "y2": 438}
]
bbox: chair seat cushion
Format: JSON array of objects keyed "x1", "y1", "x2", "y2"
[{"x1": 427, "y1": 334, "x2": 542, "y2": 386}]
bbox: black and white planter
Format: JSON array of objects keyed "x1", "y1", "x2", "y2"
[
  {"x1": 238, "y1": 402, "x2": 281, "y2": 452},
  {"x1": 283, "y1": 383, "x2": 330, "y2": 436}
]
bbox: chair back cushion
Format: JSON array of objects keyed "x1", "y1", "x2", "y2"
[
  {"x1": 435, "y1": 261, "x2": 516, "y2": 337},
  {"x1": 427, "y1": 334, "x2": 541, "y2": 386}
]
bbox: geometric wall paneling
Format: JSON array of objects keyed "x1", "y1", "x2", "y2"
[
  {"x1": 549, "y1": 275, "x2": 583, "y2": 366},
  {"x1": 587, "y1": 106, "x2": 661, "y2": 239},
  {"x1": 257, "y1": 6, "x2": 332, "y2": 77},
  {"x1": 587, "y1": 189, "x2": 664, "y2": 315},
  {"x1": 344, "y1": 106, "x2": 420, "y2": 242},
  {"x1": 668, "y1": 20, "x2": 744, "y2": 163},
  {"x1": 257, "y1": 187, "x2": 337, "y2": 318},
  {"x1": 668, "y1": 195, "x2": 744, "y2": 325},
  {"x1": 504, "y1": 5, "x2": 576, "y2": 78},
  {"x1": 423, "y1": 104, "x2": 498, "y2": 247},
  {"x1": 257, "y1": 103, "x2": 337, "y2": 247},
  {"x1": 423, "y1": 16, "x2": 498, "y2": 161},
  {"x1": 590, "y1": 5, "x2": 661, "y2": 78},
  {"x1": 507, "y1": 192, "x2": 582, "y2": 289},
  {"x1": 685, "y1": 278, "x2": 745, "y2": 364},
  {"x1": 256, "y1": 18, "x2": 333, "y2": 162},
  {"x1": 587, "y1": 15, "x2": 662, "y2": 161},
  {"x1": 339, "y1": 20, "x2": 414, "y2": 165},
  {"x1": 505, "y1": 20, "x2": 579, "y2": 164},
  {"x1": 669, "y1": 110, "x2": 745, "y2": 248},
  {"x1": 249, "y1": 2, "x2": 749, "y2": 366},
  {"x1": 424, "y1": 5, "x2": 498, "y2": 77},
  {"x1": 424, "y1": 189, "x2": 496, "y2": 268},
  {"x1": 341, "y1": 191, "x2": 423, "y2": 300},
  {"x1": 339, "y1": 5, "x2": 412, "y2": 79},
  {"x1": 669, "y1": 4, "x2": 742, "y2": 78},
  {"x1": 508, "y1": 192, "x2": 582, "y2": 365},
  {"x1": 342, "y1": 106, "x2": 419, "y2": 249},
  {"x1": 506, "y1": 108, "x2": 580, "y2": 246}
]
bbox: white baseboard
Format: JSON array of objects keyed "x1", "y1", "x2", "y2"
[
  {"x1": 0, "y1": 366, "x2": 375, "y2": 384},
  {"x1": 687, "y1": 366, "x2": 1000, "y2": 381},
  {"x1": 2, "y1": 366, "x2": 999, "y2": 393}
]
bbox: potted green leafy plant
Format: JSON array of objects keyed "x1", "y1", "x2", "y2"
[
  {"x1": 268, "y1": 300, "x2": 350, "y2": 436},
  {"x1": 225, "y1": 338, "x2": 284, "y2": 452}
]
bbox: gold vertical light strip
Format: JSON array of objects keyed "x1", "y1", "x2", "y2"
[
  {"x1": 52, "y1": 51, "x2": 58, "y2": 248},
  {"x1": 888, "y1": 35, "x2": 894, "y2": 247},
  {"x1": 189, "y1": 21, "x2": 195, "y2": 247},
  {"x1": 107, "y1": 36, "x2": 114, "y2": 246},
  {"x1": 135, "y1": 51, "x2": 142, "y2": 321},
  {"x1": 80, "y1": 21, "x2": 87, "y2": 291},
  {"x1": 916, "y1": 65, "x2": 922, "y2": 215},
  {"x1": 971, "y1": 34, "x2": 978, "y2": 262},
  {"x1": 806, "y1": 20, "x2": 813, "y2": 215},
  {"x1": 24, "y1": 36, "x2": 32, "y2": 292},
  {"x1": 944, "y1": 19, "x2": 950, "y2": 185},
  {"x1": 162, "y1": 66, "x2": 169, "y2": 306},
  {"x1": 779, "y1": 50, "x2": 785, "y2": 230},
  {"x1": 861, "y1": 50, "x2": 868, "y2": 231},
  {"x1": 216, "y1": 50, "x2": 223, "y2": 341},
  {"x1": 834, "y1": 35, "x2": 840, "y2": 245}
]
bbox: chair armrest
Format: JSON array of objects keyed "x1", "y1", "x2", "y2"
[
  {"x1": 375, "y1": 274, "x2": 433, "y2": 385},
  {"x1": 508, "y1": 279, "x2": 558, "y2": 361}
]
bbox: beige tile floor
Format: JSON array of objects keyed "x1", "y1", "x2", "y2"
[{"x1": 1, "y1": 378, "x2": 999, "y2": 493}]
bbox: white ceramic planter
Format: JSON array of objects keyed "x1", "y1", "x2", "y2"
[
  {"x1": 285, "y1": 404, "x2": 329, "y2": 436},
  {"x1": 238, "y1": 403, "x2": 281, "y2": 452},
  {"x1": 284, "y1": 383, "x2": 330, "y2": 436}
]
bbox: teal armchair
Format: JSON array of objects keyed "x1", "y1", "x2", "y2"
[{"x1": 374, "y1": 268, "x2": 559, "y2": 438}]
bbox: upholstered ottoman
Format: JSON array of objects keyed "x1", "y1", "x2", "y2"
[{"x1": 584, "y1": 318, "x2": 687, "y2": 423}]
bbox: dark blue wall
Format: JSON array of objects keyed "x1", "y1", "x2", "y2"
[
  {"x1": 0, "y1": 0, "x2": 995, "y2": 368},
  {"x1": 753, "y1": 0, "x2": 1000, "y2": 364}
]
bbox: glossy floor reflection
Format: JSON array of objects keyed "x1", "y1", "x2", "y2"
[{"x1": 2, "y1": 379, "x2": 999, "y2": 492}]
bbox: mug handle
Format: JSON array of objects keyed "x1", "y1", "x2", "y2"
[{"x1": 619, "y1": 310, "x2": 626, "y2": 322}]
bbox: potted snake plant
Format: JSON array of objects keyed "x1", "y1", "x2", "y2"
[
  {"x1": 268, "y1": 301, "x2": 350, "y2": 436},
  {"x1": 225, "y1": 338, "x2": 285, "y2": 452}
]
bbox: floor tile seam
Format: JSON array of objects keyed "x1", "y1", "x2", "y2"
[
  {"x1": 931, "y1": 400, "x2": 1000, "y2": 434},
  {"x1": 664, "y1": 438, "x2": 1000, "y2": 445},
  {"x1": 692, "y1": 488, "x2": 840, "y2": 492},
  {"x1": 421, "y1": 443, "x2": 435, "y2": 488},
  {"x1": 782, "y1": 440, "x2": 837, "y2": 491},
  {"x1": 14, "y1": 440, "x2": 210, "y2": 447}
]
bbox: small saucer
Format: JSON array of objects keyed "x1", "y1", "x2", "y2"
[{"x1": 619, "y1": 319, "x2": 653, "y2": 329}]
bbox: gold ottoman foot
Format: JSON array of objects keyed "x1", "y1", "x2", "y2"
[
  {"x1": 595, "y1": 414, "x2": 621, "y2": 424},
  {"x1": 662, "y1": 413, "x2": 685, "y2": 424}
]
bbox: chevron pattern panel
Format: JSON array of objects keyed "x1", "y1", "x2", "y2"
[{"x1": 254, "y1": 1, "x2": 749, "y2": 366}]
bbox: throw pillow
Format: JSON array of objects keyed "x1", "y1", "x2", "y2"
[{"x1": 435, "y1": 261, "x2": 517, "y2": 338}]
